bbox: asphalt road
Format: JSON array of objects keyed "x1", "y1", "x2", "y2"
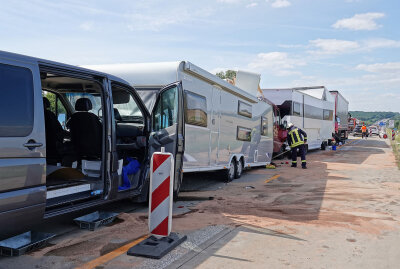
[{"x1": 1, "y1": 136, "x2": 399, "y2": 269}]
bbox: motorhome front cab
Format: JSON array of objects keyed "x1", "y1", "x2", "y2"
[
  {"x1": 86, "y1": 61, "x2": 274, "y2": 185},
  {"x1": 0, "y1": 51, "x2": 161, "y2": 240},
  {"x1": 262, "y1": 87, "x2": 335, "y2": 150}
]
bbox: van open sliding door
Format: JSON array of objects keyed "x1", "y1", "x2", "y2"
[{"x1": 149, "y1": 82, "x2": 184, "y2": 198}]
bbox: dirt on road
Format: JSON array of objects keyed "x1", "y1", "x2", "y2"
[{"x1": 2, "y1": 137, "x2": 399, "y2": 268}]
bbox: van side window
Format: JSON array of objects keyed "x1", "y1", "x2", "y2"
[
  {"x1": 238, "y1": 101, "x2": 252, "y2": 118},
  {"x1": 292, "y1": 102, "x2": 301, "y2": 116},
  {"x1": 237, "y1": 126, "x2": 251, "y2": 141},
  {"x1": 261, "y1": 117, "x2": 268, "y2": 136},
  {"x1": 0, "y1": 64, "x2": 34, "y2": 137},
  {"x1": 184, "y1": 91, "x2": 207, "y2": 127},
  {"x1": 153, "y1": 86, "x2": 178, "y2": 131}
]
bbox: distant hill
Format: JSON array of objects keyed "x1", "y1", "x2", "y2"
[{"x1": 349, "y1": 111, "x2": 400, "y2": 126}]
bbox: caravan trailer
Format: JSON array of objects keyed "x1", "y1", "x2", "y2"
[
  {"x1": 262, "y1": 87, "x2": 335, "y2": 150},
  {"x1": 87, "y1": 62, "x2": 274, "y2": 189}
]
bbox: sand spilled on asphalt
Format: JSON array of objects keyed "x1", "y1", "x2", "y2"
[{"x1": 34, "y1": 138, "x2": 400, "y2": 261}]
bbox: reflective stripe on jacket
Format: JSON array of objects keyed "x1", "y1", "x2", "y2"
[{"x1": 288, "y1": 127, "x2": 307, "y2": 148}]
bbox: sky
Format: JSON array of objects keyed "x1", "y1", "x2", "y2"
[{"x1": 1, "y1": 0, "x2": 399, "y2": 112}]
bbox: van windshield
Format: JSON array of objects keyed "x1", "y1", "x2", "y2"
[{"x1": 64, "y1": 92, "x2": 102, "y2": 116}]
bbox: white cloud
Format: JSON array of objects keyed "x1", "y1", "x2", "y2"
[
  {"x1": 217, "y1": 0, "x2": 243, "y2": 3},
  {"x1": 248, "y1": 51, "x2": 305, "y2": 76},
  {"x1": 246, "y1": 2, "x2": 258, "y2": 8},
  {"x1": 308, "y1": 39, "x2": 360, "y2": 55},
  {"x1": 362, "y1": 38, "x2": 400, "y2": 50},
  {"x1": 332, "y1": 12, "x2": 385, "y2": 31},
  {"x1": 79, "y1": 21, "x2": 94, "y2": 31},
  {"x1": 356, "y1": 62, "x2": 400, "y2": 73},
  {"x1": 270, "y1": 0, "x2": 291, "y2": 8}
]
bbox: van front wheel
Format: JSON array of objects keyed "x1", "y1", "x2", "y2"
[{"x1": 173, "y1": 170, "x2": 183, "y2": 201}]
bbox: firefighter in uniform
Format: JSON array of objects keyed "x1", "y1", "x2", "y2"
[{"x1": 287, "y1": 123, "x2": 308, "y2": 169}]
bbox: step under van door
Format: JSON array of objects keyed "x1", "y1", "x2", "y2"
[{"x1": 149, "y1": 82, "x2": 184, "y2": 197}]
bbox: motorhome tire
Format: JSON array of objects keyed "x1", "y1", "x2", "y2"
[
  {"x1": 234, "y1": 158, "x2": 243, "y2": 179},
  {"x1": 321, "y1": 142, "x2": 327, "y2": 150},
  {"x1": 225, "y1": 159, "x2": 236, "y2": 182}
]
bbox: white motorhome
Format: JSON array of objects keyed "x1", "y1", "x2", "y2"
[
  {"x1": 262, "y1": 86, "x2": 335, "y2": 150},
  {"x1": 87, "y1": 62, "x2": 274, "y2": 190}
]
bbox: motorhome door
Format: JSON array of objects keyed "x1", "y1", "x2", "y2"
[{"x1": 149, "y1": 82, "x2": 184, "y2": 197}]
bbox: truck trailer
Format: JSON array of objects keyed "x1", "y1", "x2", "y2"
[
  {"x1": 87, "y1": 61, "x2": 274, "y2": 190},
  {"x1": 330, "y1": 90, "x2": 349, "y2": 142},
  {"x1": 262, "y1": 86, "x2": 335, "y2": 150}
]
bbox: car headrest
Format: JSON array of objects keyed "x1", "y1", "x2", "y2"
[
  {"x1": 114, "y1": 108, "x2": 122, "y2": 121},
  {"x1": 43, "y1": 97, "x2": 50, "y2": 110},
  {"x1": 75, "y1": 98, "x2": 93, "y2": 112}
]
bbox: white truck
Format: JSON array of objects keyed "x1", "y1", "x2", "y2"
[{"x1": 330, "y1": 90, "x2": 349, "y2": 143}]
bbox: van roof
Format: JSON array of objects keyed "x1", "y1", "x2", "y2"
[{"x1": 0, "y1": 50, "x2": 129, "y2": 86}]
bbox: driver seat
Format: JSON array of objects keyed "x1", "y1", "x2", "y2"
[{"x1": 68, "y1": 98, "x2": 102, "y2": 160}]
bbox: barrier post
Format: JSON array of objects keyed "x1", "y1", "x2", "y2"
[
  {"x1": 127, "y1": 147, "x2": 187, "y2": 259},
  {"x1": 392, "y1": 129, "x2": 396, "y2": 141}
]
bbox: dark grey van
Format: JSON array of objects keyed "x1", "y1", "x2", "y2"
[{"x1": 0, "y1": 51, "x2": 184, "y2": 240}]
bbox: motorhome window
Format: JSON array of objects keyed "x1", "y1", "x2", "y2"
[
  {"x1": 261, "y1": 117, "x2": 268, "y2": 136},
  {"x1": 0, "y1": 64, "x2": 34, "y2": 137},
  {"x1": 237, "y1": 126, "x2": 252, "y2": 141},
  {"x1": 292, "y1": 102, "x2": 301, "y2": 116},
  {"x1": 304, "y1": 104, "x2": 323, "y2": 120},
  {"x1": 238, "y1": 101, "x2": 252, "y2": 118},
  {"x1": 185, "y1": 91, "x2": 207, "y2": 127},
  {"x1": 324, "y1": 109, "x2": 333, "y2": 121},
  {"x1": 113, "y1": 90, "x2": 143, "y2": 123},
  {"x1": 153, "y1": 86, "x2": 178, "y2": 131}
]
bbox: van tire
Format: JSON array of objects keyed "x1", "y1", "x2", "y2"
[
  {"x1": 173, "y1": 170, "x2": 183, "y2": 201},
  {"x1": 234, "y1": 158, "x2": 243, "y2": 179},
  {"x1": 225, "y1": 159, "x2": 236, "y2": 182}
]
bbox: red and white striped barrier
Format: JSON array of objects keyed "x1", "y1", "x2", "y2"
[
  {"x1": 148, "y1": 148, "x2": 174, "y2": 237},
  {"x1": 392, "y1": 130, "x2": 396, "y2": 141}
]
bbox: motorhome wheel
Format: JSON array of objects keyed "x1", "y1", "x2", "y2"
[
  {"x1": 225, "y1": 159, "x2": 236, "y2": 182},
  {"x1": 321, "y1": 142, "x2": 327, "y2": 150},
  {"x1": 235, "y1": 158, "x2": 243, "y2": 179}
]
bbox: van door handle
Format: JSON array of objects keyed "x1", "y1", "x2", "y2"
[{"x1": 23, "y1": 139, "x2": 43, "y2": 150}]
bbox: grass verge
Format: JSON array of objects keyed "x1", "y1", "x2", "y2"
[{"x1": 389, "y1": 129, "x2": 400, "y2": 169}]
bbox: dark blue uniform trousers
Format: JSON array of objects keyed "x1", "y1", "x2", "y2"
[{"x1": 291, "y1": 144, "x2": 306, "y2": 167}]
